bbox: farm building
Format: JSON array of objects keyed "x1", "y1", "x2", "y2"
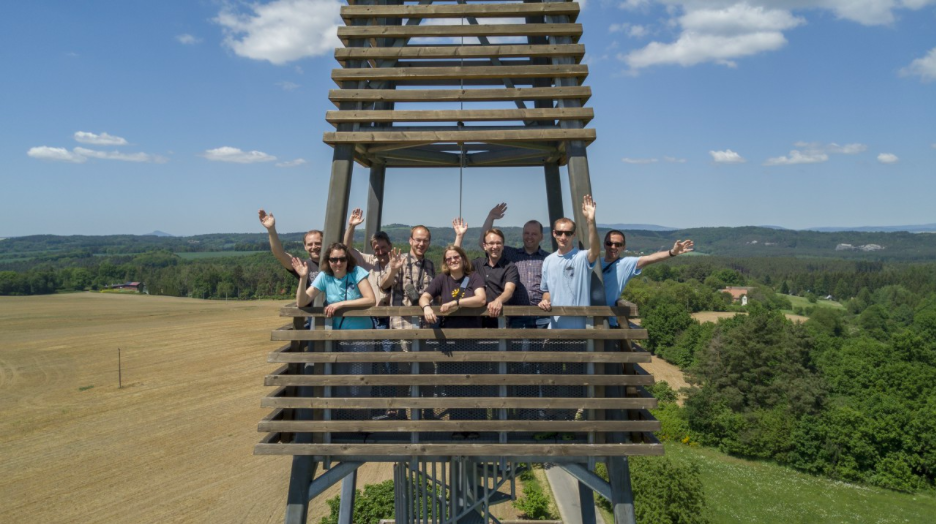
[{"x1": 722, "y1": 286, "x2": 754, "y2": 302}]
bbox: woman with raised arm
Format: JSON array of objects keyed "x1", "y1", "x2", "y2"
[{"x1": 292, "y1": 243, "x2": 376, "y2": 404}]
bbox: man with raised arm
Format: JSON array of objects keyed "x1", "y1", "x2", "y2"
[
  {"x1": 479, "y1": 203, "x2": 550, "y2": 329},
  {"x1": 472, "y1": 228, "x2": 518, "y2": 328},
  {"x1": 258, "y1": 209, "x2": 322, "y2": 281},
  {"x1": 537, "y1": 195, "x2": 601, "y2": 329},
  {"x1": 602, "y1": 230, "x2": 694, "y2": 326},
  {"x1": 343, "y1": 208, "x2": 395, "y2": 327}
]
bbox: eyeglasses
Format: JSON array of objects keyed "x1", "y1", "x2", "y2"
[
  {"x1": 445, "y1": 256, "x2": 462, "y2": 263},
  {"x1": 328, "y1": 257, "x2": 347, "y2": 263},
  {"x1": 554, "y1": 230, "x2": 574, "y2": 237},
  {"x1": 605, "y1": 242, "x2": 623, "y2": 248}
]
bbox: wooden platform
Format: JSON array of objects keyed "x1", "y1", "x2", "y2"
[
  {"x1": 255, "y1": 304, "x2": 663, "y2": 459},
  {"x1": 326, "y1": 0, "x2": 594, "y2": 167}
]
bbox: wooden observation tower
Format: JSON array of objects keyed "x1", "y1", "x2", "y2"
[{"x1": 255, "y1": 1, "x2": 663, "y2": 523}]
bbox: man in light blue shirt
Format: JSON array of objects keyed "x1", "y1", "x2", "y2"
[
  {"x1": 538, "y1": 195, "x2": 602, "y2": 329},
  {"x1": 602, "y1": 230, "x2": 694, "y2": 326}
]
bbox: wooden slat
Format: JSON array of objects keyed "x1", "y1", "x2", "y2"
[
  {"x1": 332, "y1": 65, "x2": 587, "y2": 83},
  {"x1": 261, "y1": 397, "x2": 659, "y2": 410},
  {"x1": 335, "y1": 44, "x2": 585, "y2": 63},
  {"x1": 341, "y1": 4, "x2": 579, "y2": 22},
  {"x1": 326, "y1": 108, "x2": 593, "y2": 124},
  {"x1": 271, "y1": 327, "x2": 647, "y2": 341},
  {"x1": 337, "y1": 24, "x2": 582, "y2": 44},
  {"x1": 328, "y1": 86, "x2": 591, "y2": 105},
  {"x1": 267, "y1": 350, "x2": 650, "y2": 364},
  {"x1": 260, "y1": 420, "x2": 660, "y2": 432},
  {"x1": 323, "y1": 129, "x2": 596, "y2": 146},
  {"x1": 281, "y1": 304, "x2": 636, "y2": 318},
  {"x1": 264, "y1": 374, "x2": 655, "y2": 387},
  {"x1": 254, "y1": 443, "x2": 665, "y2": 457}
]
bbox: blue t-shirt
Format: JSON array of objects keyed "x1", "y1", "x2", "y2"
[
  {"x1": 541, "y1": 248, "x2": 595, "y2": 329},
  {"x1": 602, "y1": 256, "x2": 641, "y2": 327},
  {"x1": 311, "y1": 266, "x2": 372, "y2": 330}
]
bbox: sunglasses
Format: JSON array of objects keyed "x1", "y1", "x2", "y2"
[
  {"x1": 554, "y1": 230, "x2": 574, "y2": 237},
  {"x1": 605, "y1": 242, "x2": 623, "y2": 248},
  {"x1": 444, "y1": 256, "x2": 462, "y2": 263},
  {"x1": 328, "y1": 257, "x2": 347, "y2": 263}
]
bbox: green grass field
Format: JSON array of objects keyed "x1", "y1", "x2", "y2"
[
  {"x1": 663, "y1": 443, "x2": 936, "y2": 523},
  {"x1": 175, "y1": 251, "x2": 265, "y2": 260},
  {"x1": 783, "y1": 294, "x2": 846, "y2": 311}
]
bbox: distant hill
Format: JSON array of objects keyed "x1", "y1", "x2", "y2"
[
  {"x1": 804, "y1": 223, "x2": 936, "y2": 233},
  {"x1": 599, "y1": 223, "x2": 678, "y2": 232},
  {"x1": 145, "y1": 230, "x2": 174, "y2": 237}
]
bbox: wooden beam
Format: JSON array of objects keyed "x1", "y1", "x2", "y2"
[
  {"x1": 254, "y1": 443, "x2": 665, "y2": 457},
  {"x1": 335, "y1": 44, "x2": 585, "y2": 64},
  {"x1": 264, "y1": 374, "x2": 656, "y2": 387},
  {"x1": 340, "y1": 4, "x2": 579, "y2": 22},
  {"x1": 332, "y1": 64, "x2": 587, "y2": 83},
  {"x1": 326, "y1": 108, "x2": 593, "y2": 124},
  {"x1": 337, "y1": 24, "x2": 582, "y2": 44},
  {"x1": 267, "y1": 351, "x2": 652, "y2": 364},
  {"x1": 323, "y1": 128, "x2": 595, "y2": 146},
  {"x1": 260, "y1": 420, "x2": 661, "y2": 433},
  {"x1": 261, "y1": 397, "x2": 660, "y2": 410},
  {"x1": 271, "y1": 327, "x2": 646, "y2": 341},
  {"x1": 328, "y1": 86, "x2": 591, "y2": 105}
]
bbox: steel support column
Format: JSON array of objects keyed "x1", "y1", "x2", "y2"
[
  {"x1": 285, "y1": 458, "x2": 318, "y2": 524},
  {"x1": 606, "y1": 457, "x2": 636, "y2": 524},
  {"x1": 338, "y1": 468, "x2": 358, "y2": 524}
]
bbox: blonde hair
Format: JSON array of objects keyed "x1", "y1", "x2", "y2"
[{"x1": 440, "y1": 245, "x2": 474, "y2": 275}]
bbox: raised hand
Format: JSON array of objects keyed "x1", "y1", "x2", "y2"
[
  {"x1": 290, "y1": 256, "x2": 308, "y2": 277},
  {"x1": 582, "y1": 195, "x2": 596, "y2": 222},
  {"x1": 487, "y1": 202, "x2": 507, "y2": 220},
  {"x1": 259, "y1": 209, "x2": 275, "y2": 230},
  {"x1": 388, "y1": 247, "x2": 405, "y2": 270},
  {"x1": 348, "y1": 208, "x2": 364, "y2": 227},
  {"x1": 671, "y1": 239, "x2": 695, "y2": 256},
  {"x1": 453, "y1": 217, "x2": 468, "y2": 236}
]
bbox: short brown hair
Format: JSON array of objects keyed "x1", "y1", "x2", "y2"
[
  {"x1": 483, "y1": 228, "x2": 505, "y2": 243},
  {"x1": 410, "y1": 225, "x2": 431, "y2": 241},
  {"x1": 304, "y1": 230, "x2": 323, "y2": 243},
  {"x1": 320, "y1": 243, "x2": 357, "y2": 276},
  {"x1": 441, "y1": 245, "x2": 474, "y2": 276},
  {"x1": 604, "y1": 230, "x2": 626, "y2": 244},
  {"x1": 553, "y1": 218, "x2": 575, "y2": 234},
  {"x1": 524, "y1": 220, "x2": 543, "y2": 234}
]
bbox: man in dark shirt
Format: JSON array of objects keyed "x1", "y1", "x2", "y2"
[
  {"x1": 472, "y1": 228, "x2": 519, "y2": 328},
  {"x1": 479, "y1": 203, "x2": 550, "y2": 328}
]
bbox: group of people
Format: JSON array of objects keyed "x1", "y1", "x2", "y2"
[{"x1": 259, "y1": 196, "x2": 694, "y2": 332}]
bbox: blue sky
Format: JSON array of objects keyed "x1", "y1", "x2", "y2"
[{"x1": 2, "y1": 0, "x2": 934, "y2": 237}]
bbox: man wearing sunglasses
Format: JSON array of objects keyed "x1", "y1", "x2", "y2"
[
  {"x1": 602, "y1": 231, "x2": 694, "y2": 327},
  {"x1": 538, "y1": 195, "x2": 602, "y2": 329},
  {"x1": 344, "y1": 209, "x2": 395, "y2": 325}
]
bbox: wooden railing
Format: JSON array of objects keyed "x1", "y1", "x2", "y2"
[{"x1": 255, "y1": 304, "x2": 663, "y2": 461}]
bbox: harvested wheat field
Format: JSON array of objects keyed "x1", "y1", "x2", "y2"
[
  {"x1": 0, "y1": 293, "x2": 531, "y2": 523},
  {"x1": 0, "y1": 293, "x2": 399, "y2": 523}
]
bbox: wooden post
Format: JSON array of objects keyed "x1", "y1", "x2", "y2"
[
  {"x1": 363, "y1": 163, "x2": 386, "y2": 254},
  {"x1": 338, "y1": 469, "x2": 358, "y2": 524},
  {"x1": 606, "y1": 456, "x2": 636, "y2": 524},
  {"x1": 117, "y1": 348, "x2": 122, "y2": 389},
  {"x1": 544, "y1": 162, "x2": 564, "y2": 251}
]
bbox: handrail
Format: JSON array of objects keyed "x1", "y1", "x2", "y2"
[{"x1": 280, "y1": 303, "x2": 638, "y2": 318}]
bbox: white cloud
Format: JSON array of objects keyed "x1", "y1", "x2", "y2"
[
  {"x1": 276, "y1": 158, "x2": 307, "y2": 168},
  {"x1": 202, "y1": 146, "x2": 277, "y2": 164},
  {"x1": 900, "y1": 47, "x2": 936, "y2": 83},
  {"x1": 710, "y1": 149, "x2": 746, "y2": 163},
  {"x1": 792, "y1": 141, "x2": 867, "y2": 155},
  {"x1": 622, "y1": 157, "x2": 658, "y2": 164},
  {"x1": 877, "y1": 153, "x2": 899, "y2": 164},
  {"x1": 610, "y1": 23, "x2": 649, "y2": 38},
  {"x1": 931, "y1": 143, "x2": 936, "y2": 149},
  {"x1": 215, "y1": 0, "x2": 341, "y2": 65},
  {"x1": 618, "y1": 0, "x2": 651, "y2": 10},
  {"x1": 73, "y1": 131, "x2": 128, "y2": 146},
  {"x1": 764, "y1": 150, "x2": 828, "y2": 166},
  {"x1": 27, "y1": 146, "x2": 87, "y2": 163},
  {"x1": 175, "y1": 34, "x2": 202, "y2": 45},
  {"x1": 663, "y1": 156, "x2": 687, "y2": 163},
  {"x1": 276, "y1": 81, "x2": 300, "y2": 91},
  {"x1": 73, "y1": 147, "x2": 167, "y2": 163},
  {"x1": 294, "y1": 65, "x2": 304, "y2": 75},
  {"x1": 621, "y1": 4, "x2": 804, "y2": 69}
]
